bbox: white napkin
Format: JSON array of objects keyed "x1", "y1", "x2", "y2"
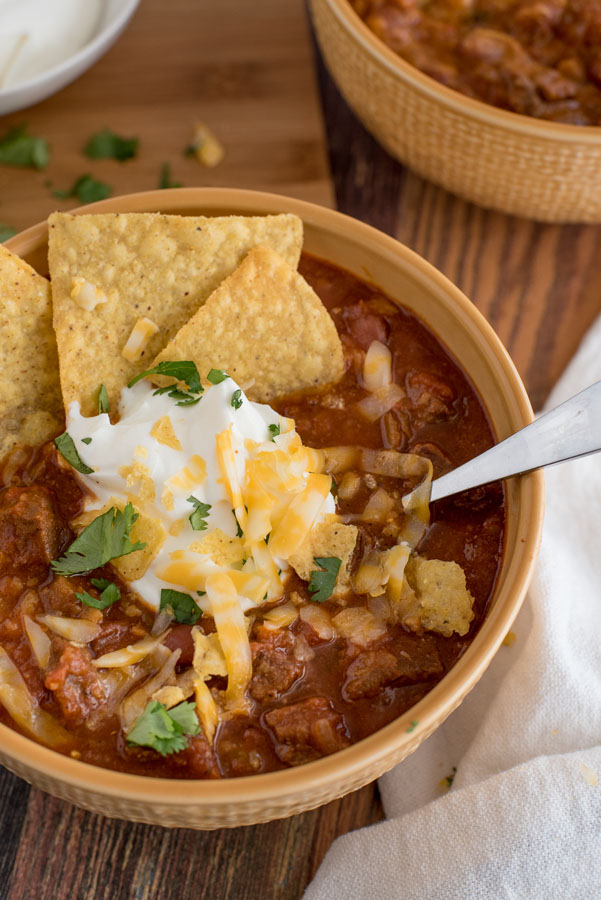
[{"x1": 304, "y1": 316, "x2": 601, "y2": 900}]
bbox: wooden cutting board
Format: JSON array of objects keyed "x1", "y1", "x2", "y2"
[{"x1": 0, "y1": 0, "x2": 333, "y2": 236}]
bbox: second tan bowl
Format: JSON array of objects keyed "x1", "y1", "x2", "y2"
[
  {"x1": 311, "y1": 0, "x2": 601, "y2": 223},
  {"x1": 0, "y1": 188, "x2": 544, "y2": 828}
]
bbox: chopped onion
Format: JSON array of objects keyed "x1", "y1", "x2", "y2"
[
  {"x1": 337, "y1": 471, "x2": 361, "y2": 500},
  {"x1": 332, "y1": 607, "x2": 386, "y2": 647},
  {"x1": 293, "y1": 633, "x2": 315, "y2": 662},
  {"x1": 0, "y1": 645, "x2": 70, "y2": 747},
  {"x1": 363, "y1": 340, "x2": 392, "y2": 391},
  {"x1": 367, "y1": 594, "x2": 393, "y2": 625},
  {"x1": 93, "y1": 630, "x2": 170, "y2": 668},
  {"x1": 356, "y1": 384, "x2": 405, "y2": 422},
  {"x1": 361, "y1": 488, "x2": 395, "y2": 523},
  {"x1": 120, "y1": 648, "x2": 181, "y2": 732},
  {"x1": 353, "y1": 552, "x2": 387, "y2": 597},
  {"x1": 299, "y1": 604, "x2": 336, "y2": 641},
  {"x1": 151, "y1": 606, "x2": 174, "y2": 636},
  {"x1": 23, "y1": 615, "x2": 51, "y2": 669},
  {"x1": 39, "y1": 615, "x2": 100, "y2": 644},
  {"x1": 262, "y1": 602, "x2": 298, "y2": 629}
]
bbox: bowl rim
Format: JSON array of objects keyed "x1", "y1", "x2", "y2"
[
  {"x1": 320, "y1": 0, "x2": 601, "y2": 142},
  {"x1": 1, "y1": 187, "x2": 544, "y2": 808},
  {"x1": 0, "y1": 0, "x2": 141, "y2": 102}
]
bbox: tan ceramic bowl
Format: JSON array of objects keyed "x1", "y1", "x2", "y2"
[
  {"x1": 0, "y1": 188, "x2": 544, "y2": 828},
  {"x1": 310, "y1": 0, "x2": 601, "y2": 223}
]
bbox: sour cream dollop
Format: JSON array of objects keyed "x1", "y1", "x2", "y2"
[{"x1": 67, "y1": 377, "x2": 334, "y2": 614}]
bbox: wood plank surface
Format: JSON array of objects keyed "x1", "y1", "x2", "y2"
[
  {"x1": 2, "y1": 2, "x2": 601, "y2": 899},
  {"x1": 0, "y1": 0, "x2": 333, "y2": 236}
]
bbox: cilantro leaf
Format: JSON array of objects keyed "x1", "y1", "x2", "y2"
[
  {"x1": 232, "y1": 509, "x2": 243, "y2": 538},
  {"x1": 84, "y1": 129, "x2": 139, "y2": 161},
  {"x1": 128, "y1": 360, "x2": 202, "y2": 394},
  {"x1": 51, "y1": 502, "x2": 145, "y2": 576},
  {"x1": 53, "y1": 174, "x2": 112, "y2": 204},
  {"x1": 126, "y1": 700, "x2": 200, "y2": 756},
  {"x1": 160, "y1": 588, "x2": 201, "y2": 625},
  {"x1": 98, "y1": 384, "x2": 110, "y2": 414},
  {"x1": 207, "y1": 368, "x2": 228, "y2": 385},
  {"x1": 0, "y1": 223, "x2": 16, "y2": 242},
  {"x1": 81, "y1": 437, "x2": 92, "y2": 445},
  {"x1": 186, "y1": 495, "x2": 211, "y2": 531},
  {"x1": 0, "y1": 125, "x2": 49, "y2": 169},
  {"x1": 268, "y1": 423, "x2": 280, "y2": 440},
  {"x1": 76, "y1": 578, "x2": 121, "y2": 610},
  {"x1": 158, "y1": 162, "x2": 182, "y2": 189},
  {"x1": 308, "y1": 556, "x2": 342, "y2": 603},
  {"x1": 54, "y1": 432, "x2": 94, "y2": 475},
  {"x1": 231, "y1": 389, "x2": 243, "y2": 410},
  {"x1": 330, "y1": 477, "x2": 338, "y2": 497}
]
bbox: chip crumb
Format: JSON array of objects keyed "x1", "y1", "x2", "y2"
[
  {"x1": 70, "y1": 749, "x2": 82, "y2": 759},
  {"x1": 502, "y1": 630, "x2": 517, "y2": 646},
  {"x1": 187, "y1": 121, "x2": 225, "y2": 168},
  {"x1": 150, "y1": 415, "x2": 182, "y2": 451}
]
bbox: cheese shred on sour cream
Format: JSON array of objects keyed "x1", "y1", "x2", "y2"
[{"x1": 65, "y1": 363, "x2": 336, "y2": 705}]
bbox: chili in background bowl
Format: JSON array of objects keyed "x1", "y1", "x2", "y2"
[
  {"x1": 0, "y1": 188, "x2": 544, "y2": 828},
  {"x1": 310, "y1": 0, "x2": 601, "y2": 223}
]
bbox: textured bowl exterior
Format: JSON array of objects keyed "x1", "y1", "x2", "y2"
[
  {"x1": 311, "y1": 0, "x2": 601, "y2": 223},
  {"x1": 1, "y1": 188, "x2": 544, "y2": 828}
]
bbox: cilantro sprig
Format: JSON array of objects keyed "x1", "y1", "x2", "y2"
[
  {"x1": 308, "y1": 557, "x2": 342, "y2": 603},
  {"x1": 158, "y1": 162, "x2": 182, "y2": 189},
  {"x1": 187, "y1": 495, "x2": 211, "y2": 531},
  {"x1": 84, "y1": 129, "x2": 139, "y2": 161},
  {"x1": 54, "y1": 432, "x2": 94, "y2": 475},
  {"x1": 160, "y1": 588, "x2": 201, "y2": 625},
  {"x1": 231, "y1": 389, "x2": 243, "y2": 410},
  {"x1": 268, "y1": 423, "x2": 280, "y2": 440},
  {"x1": 207, "y1": 368, "x2": 228, "y2": 385},
  {"x1": 126, "y1": 700, "x2": 200, "y2": 756},
  {"x1": 0, "y1": 223, "x2": 16, "y2": 242},
  {"x1": 0, "y1": 125, "x2": 49, "y2": 169},
  {"x1": 97, "y1": 384, "x2": 110, "y2": 414},
  {"x1": 53, "y1": 174, "x2": 112, "y2": 204},
  {"x1": 51, "y1": 502, "x2": 145, "y2": 576},
  {"x1": 128, "y1": 360, "x2": 203, "y2": 406},
  {"x1": 76, "y1": 577, "x2": 121, "y2": 610}
]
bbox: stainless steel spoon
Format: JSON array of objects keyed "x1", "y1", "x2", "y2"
[{"x1": 429, "y1": 379, "x2": 601, "y2": 503}]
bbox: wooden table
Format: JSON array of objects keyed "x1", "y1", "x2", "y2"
[{"x1": 2, "y1": 3, "x2": 601, "y2": 899}]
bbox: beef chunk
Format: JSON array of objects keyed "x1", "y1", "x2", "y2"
[
  {"x1": 177, "y1": 735, "x2": 221, "y2": 779},
  {"x1": 0, "y1": 486, "x2": 68, "y2": 571},
  {"x1": 45, "y1": 644, "x2": 106, "y2": 727},
  {"x1": 264, "y1": 697, "x2": 350, "y2": 766},
  {"x1": 342, "y1": 299, "x2": 390, "y2": 350},
  {"x1": 343, "y1": 633, "x2": 443, "y2": 701},
  {"x1": 249, "y1": 625, "x2": 304, "y2": 702},
  {"x1": 406, "y1": 371, "x2": 455, "y2": 425}
]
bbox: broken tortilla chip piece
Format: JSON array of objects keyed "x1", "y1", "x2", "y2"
[
  {"x1": 151, "y1": 245, "x2": 344, "y2": 402},
  {"x1": 74, "y1": 499, "x2": 166, "y2": 582},
  {"x1": 48, "y1": 212, "x2": 303, "y2": 416},
  {"x1": 289, "y1": 515, "x2": 357, "y2": 595},
  {"x1": 0, "y1": 244, "x2": 64, "y2": 457},
  {"x1": 402, "y1": 556, "x2": 475, "y2": 637}
]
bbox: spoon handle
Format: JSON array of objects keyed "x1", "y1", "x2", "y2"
[{"x1": 429, "y1": 379, "x2": 601, "y2": 503}]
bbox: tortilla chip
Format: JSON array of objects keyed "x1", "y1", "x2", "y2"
[
  {"x1": 189, "y1": 529, "x2": 245, "y2": 568},
  {"x1": 0, "y1": 245, "x2": 64, "y2": 458},
  {"x1": 151, "y1": 245, "x2": 344, "y2": 401},
  {"x1": 403, "y1": 557, "x2": 475, "y2": 637},
  {"x1": 289, "y1": 515, "x2": 357, "y2": 594},
  {"x1": 74, "y1": 499, "x2": 166, "y2": 582},
  {"x1": 48, "y1": 212, "x2": 303, "y2": 416}
]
